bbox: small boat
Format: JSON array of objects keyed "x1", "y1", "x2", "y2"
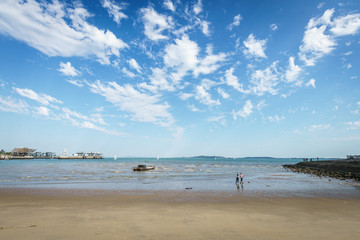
[
  {"x1": 133, "y1": 164, "x2": 155, "y2": 171},
  {"x1": 114, "y1": 155, "x2": 117, "y2": 160}
]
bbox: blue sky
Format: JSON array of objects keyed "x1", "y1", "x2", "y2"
[{"x1": 0, "y1": 0, "x2": 359, "y2": 158}]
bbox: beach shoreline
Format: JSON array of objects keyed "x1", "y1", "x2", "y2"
[{"x1": 1, "y1": 188, "x2": 360, "y2": 240}]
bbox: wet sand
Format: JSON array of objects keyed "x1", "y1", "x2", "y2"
[{"x1": 1, "y1": 189, "x2": 360, "y2": 240}]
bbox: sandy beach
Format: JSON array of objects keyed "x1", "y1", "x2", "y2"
[{"x1": 0, "y1": 189, "x2": 359, "y2": 240}]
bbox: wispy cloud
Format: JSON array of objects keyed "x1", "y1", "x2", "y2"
[
  {"x1": 127, "y1": 58, "x2": 142, "y2": 73},
  {"x1": 345, "y1": 121, "x2": 360, "y2": 130},
  {"x1": 306, "y1": 124, "x2": 331, "y2": 132},
  {"x1": 305, "y1": 78, "x2": 316, "y2": 88},
  {"x1": 140, "y1": 6, "x2": 173, "y2": 41},
  {"x1": 268, "y1": 115, "x2": 285, "y2": 122},
  {"x1": 87, "y1": 80, "x2": 175, "y2": 127},
  {"x1": 193, "y1": 0, "x2": 203, "y2": 15},
  {"x1": 14, "y1": 87, "x2": 63, "y2": 106},
  {"x1": 299, "y1": 9, "x2": 360, "y2": 66},
  {"x1": 66, "y1": 79, "x2": 84, "y2": 87},
  {"x1": 284, "y1": 57, "x2": 302, "y2": 83},
  {"x1": 58, "y1": 62, "x2": 80, "y2": 77},
  {"x1": 224, "y1": 67, "x2": 247, "y2": 93},
  {"x1": 195, "y1": 85, "x2": 220, "y2": 106},
  {"x1": 249, "y1": 61, "x2": 279, "y2": 96},
  {"x1": 101, "y1": 0, "x2": 128, "y2": 25},
  {"x1": 217, "y1": 88, "x2": 230, "y2": 99},
  {"x1": 0, "y1": 0, "x2": 127, "y2": 64},
  {"x1": 0, "y1": 95, "x2": 29, "y2": 113},
  {"x1": 228, "y1": 14, "x2": 242, "y2": 31},
  {"x1": 164, "y1": 36, "x2": 227, "y2": 83},
  {"x1": 208, "y1": 115, "x2": 226, "y2": 126},
  {"x1": 163, "y1": 0, "x2": 175, "y2": 12},
  {"x1": 243, "y1": 34, "x2": 267, "y2": 59},
  {"x1": 270, "y1": 23, "x2": 278, "y2": 31},
  {"x1": 232, "y1": 100, "x2": 253, "y2": 119}
]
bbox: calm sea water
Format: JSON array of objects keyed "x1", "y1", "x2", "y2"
[{"x1": 0, "y1": 157, "x2": 359, "y2": 198}]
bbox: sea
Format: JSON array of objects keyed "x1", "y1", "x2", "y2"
[{"x1": 1, "y1": 157, "x2": 359, "y2": 198}]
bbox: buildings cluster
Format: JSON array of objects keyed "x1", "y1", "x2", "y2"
[{"x1": 0, "y1": 147, "x2": 103, "y2": 160}]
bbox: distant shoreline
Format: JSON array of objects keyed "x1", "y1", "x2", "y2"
[{"x1": 283, "y1": 159, "x2": 360, "y2": 181}]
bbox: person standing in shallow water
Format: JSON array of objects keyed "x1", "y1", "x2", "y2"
[
  {"x1": 240, "y1": 173, "x2": 244, "y2": 184},
  {"x1": 235, "y1": 174, "x2": 240, "y2": 185}
]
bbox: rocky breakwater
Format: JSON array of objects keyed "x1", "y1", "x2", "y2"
[{"x1": 283, "y1": 159, "x2": 360, "y2": 181}]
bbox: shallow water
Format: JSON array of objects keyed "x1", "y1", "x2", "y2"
[{"x1": 0, "y1": 157, "x2": 359, "y2": 198}]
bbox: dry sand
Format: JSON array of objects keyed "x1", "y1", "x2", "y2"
[{"x1": 1, "y1": 189, "x2": 359, "y2": 240}]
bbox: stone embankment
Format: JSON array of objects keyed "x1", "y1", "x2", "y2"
[{"x1": 283, "y1": 159, "x2": 360, "y2": 181}]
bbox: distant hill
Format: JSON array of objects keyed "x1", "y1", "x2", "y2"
[
  {"x1": 191, "y1": 156, "x2": 227, "y2": 159},
  {"x1": 190, "y1": 156, "x2": 276, "y2": 160}
]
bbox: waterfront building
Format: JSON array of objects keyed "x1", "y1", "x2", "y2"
[{"x1": 11, "y1": 147, "x2": 36, "y2": 157}]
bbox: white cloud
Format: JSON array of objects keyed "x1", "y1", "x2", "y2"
[
  {"x1": 228, "y1": 14, "x2": 242, "y2": 31},
  {"x1": 270, "y1": 23, "x2": 278, "y2": 31},
  {"x1": 35, "y1": 106, "x2": 50, "y2": 116},
  {"x1": 140, "y1": 6, "x2": 173, "y2": 41},
  {"x1": 66, "y1": 79, "x2": 84, "y2": 87},
  {"x1": 306, "y1": 124, "x2": 331, "y2": 132},
  {"x1": 305, "y1": 79, "x2": 316, "y2": 88},
  {"x1": 345, "y1": 121, "x2": 360, "y2": 130},
  {"x1": 58, "y1": 62, "x2": 80, "y2": 77},
  {"x1": 217, "y1": 88, "x2": 229, "y2": 99},
  {"x1": 299, "y1": 9, "x2": 360, "y2": 66},
  {"x1": 224, "y1": 67, "x2": 247, "y2": 93},
  {"x1": 122, "y1": 67, "x2": 136, "y2": 78},
  {"x1": 188, "y1": 104, "x2": 200, "y2": 112},
  {"x1": 195, "y1": 85, "x2": 220, "y2": 106},
  {"x1": 14, "y1": 87, "x2": 63, "y2": 106},
  {"x1": 208, "y1": 115, "x2": 226, "y2": 127},
  {"x1": 164, "y1": 0, "x2": 175, "y2": 12},
  {"x1": 147, "y1": 67, "x2": 175, "y2": 92},
  {"x1": 127, "y1": 58, "x2": 142, "y2": 73},
  {"x1": 199, "y1": 79, "x2": 218, "y2": 90},
  {"x1": 232, "y1": 100, "x2": 253, "y2": 119},
  {"x1": 193, "y1": 0, "x2": 203, "y2": 15},
  {"x1": 256, "y1": 100, "x2": 266, "y2": 110},
  {"x1": 200, "y1": 20, "x2": 211, "y2": 36},
  {"x1": 164, "y1": 35, "x2": 199, "y2": 80},
  {"x1": 101, "y1": 0, "x2": 128, "y2": 25},
  {"x1": 330, "y1": 13, "x2": 360, "y2": 36},
  {"x1": 0, "y1": 96, "x2": 29, "y2": 113},
  {"x1": 249, "y1": 62, "x2": 279, "y2": 96},
  {"x1": 164, "y1": 36, "x2": 227, "y2": 82},
  {"x1": 268, "y1": 115, "x2": 285, "y2": 122},
  {"x1": 299, "y1": 25, "x2": 336, "y2": 66},
  {"x1": 179, "y1": 93, "x2": 193, "y2": 100},
  {"x1": 62, "y1": 107, "x2": 88, "y2": 121},
  {"x1": 317, "y1": 2, "x2": 325, "y2": 9},
  {"x1": 0, "y1": 0, "x2": 127, "y2": 64},
  {"x1": 285, "y1": 57, "x2": 302, "y2": 83},
  {"x1": 194, "y1": 45, "x2": 227, "y2": 77},
  {"x1": 87, "y1": 80, "x2": 174, "y2": 127},
  {"x1": 243, "y1": 34, "x2": 267, "y2": 59},
  {"x1": 91, "y1": 113, "x2": 107, "y2": 125}
]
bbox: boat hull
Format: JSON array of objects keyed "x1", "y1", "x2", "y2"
[{"x1": 133, "y1": 166, "x2": 155, "y2": 171}]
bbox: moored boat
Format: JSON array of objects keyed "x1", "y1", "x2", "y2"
[{"x1": 133, "y1": 164, "x2": 155, "y2": 171}]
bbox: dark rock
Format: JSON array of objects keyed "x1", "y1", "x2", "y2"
[{"x1": 283, "y1": 159, "x2": 360, "y2": 181}]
